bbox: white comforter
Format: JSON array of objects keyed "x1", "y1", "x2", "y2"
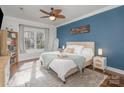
[
  {"x1": 39, "y1": 50, "x2": 93, "y2": 82},
  {"x1": 49, "y1": 59, "x2": 77, "y2": 82}
]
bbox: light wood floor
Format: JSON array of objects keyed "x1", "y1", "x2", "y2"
[{"x1": 10, "y1": 59, "x2": 124, "y2": 87}]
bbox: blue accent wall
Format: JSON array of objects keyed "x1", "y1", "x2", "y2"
[{"x1": 57, "y1": 6, "x2": 124, "y2": 70}]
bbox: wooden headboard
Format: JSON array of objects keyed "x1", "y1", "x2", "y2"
[{"x1": 66, "y1": 41, "x2": 95, "y2": 53}]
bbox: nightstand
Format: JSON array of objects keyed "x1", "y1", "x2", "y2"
[{"x1": 93, "y1": 56, "x2": 107, "y2": 72}]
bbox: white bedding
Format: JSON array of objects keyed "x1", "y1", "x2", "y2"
[
  {"x1": 49, "y1": 59, "x2": 77, "y2": 81},
  {"x1": 40, "y1": 48, "x2": 94, "y2": 82},
  {"x1": 81, "y1": 48, "x2": 94, "y2": 62}
]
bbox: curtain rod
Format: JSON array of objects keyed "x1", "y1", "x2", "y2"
[{"x1": 19, "y1": 24, "x2": 49, "y2": 30}]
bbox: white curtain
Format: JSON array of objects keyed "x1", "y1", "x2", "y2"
[
  {"x1": 53, "y1": 38, "x2": 59, "y2": 51},
  {"x1": 44, "y1": 29, "x2": 49, "y2": 51},
  {"x1": 19, "y1": 24, "x2": 25, "y2": 53}
]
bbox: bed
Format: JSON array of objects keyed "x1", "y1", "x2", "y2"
[
  {"x1": 39, "y1": 42, "x2": 95, "y2": 82},
  {"x1": 66, "y1": 42, "x2": 95, "y2": 67}
]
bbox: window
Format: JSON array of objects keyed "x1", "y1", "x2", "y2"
[
  {"x1": 24, "y1": 28, "x2": 46, "y2": 53},
  {"x1": 36, "y1": 32, "x2": 45, "y2": 49},
  {"x1": 24, "y1": 31, "x2": 35, "y2": 49}
]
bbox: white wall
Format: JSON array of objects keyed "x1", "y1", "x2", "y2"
[{"x1": 1, "y1": 16, "x2": 57, "y2": 61}]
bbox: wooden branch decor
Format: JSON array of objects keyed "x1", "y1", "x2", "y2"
[{"x1": 70, "y1": 24, "x2": 90, "y2": 35}]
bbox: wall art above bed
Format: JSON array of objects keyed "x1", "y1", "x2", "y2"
[{"x1": 70, "y1": 24, "x2": 90, "y2": 35}]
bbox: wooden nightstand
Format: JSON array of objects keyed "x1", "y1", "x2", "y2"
[{"x1": 93, "y1": 56, "x2": 107, "y2": 72}]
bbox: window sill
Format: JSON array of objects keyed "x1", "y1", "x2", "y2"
[{"x1": 25, "y1": 49, "x2": 45, "y2": 54}]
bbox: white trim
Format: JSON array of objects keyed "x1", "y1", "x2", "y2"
[
  {"x1": 56, "y1": 5, "x2": 121, "y2": 27},
  {"x1": 107, "y1": 66, "x2": 124, "y2": 75},
  {"x1": 19, "y1": 52, "x2": 41, "y2": 62},
  {"x1": 3, "y1": 16, "x2": 56, "y2": 27}
]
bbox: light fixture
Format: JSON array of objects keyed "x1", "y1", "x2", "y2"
[
  {"x1": 98, "y1": 48, "x2": 103, "y2": 56},
  {"x1": 49, "y1": 16, "x2": 56, "y2": 21}
]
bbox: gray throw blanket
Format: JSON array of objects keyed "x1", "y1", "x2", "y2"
[{"x1": 39, "y1": 52, "x2": 85, "y2": 73}]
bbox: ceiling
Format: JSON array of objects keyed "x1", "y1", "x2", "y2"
[{"x1": 1, "y1": 5, "x2": 111, "y2": 26}]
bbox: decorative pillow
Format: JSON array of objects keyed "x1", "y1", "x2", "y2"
[
  {"x1": 74, "y1": 46, "x2": 84, "y2": 55},
  {"x1": 64, "y1": 48, "x2": 75, "y2": 53},
  {"x1": 66, "y1": 45, "x2": 84, "y2": 54}
]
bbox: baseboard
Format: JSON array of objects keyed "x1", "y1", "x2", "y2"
[
  {"x1": 19, "y1": 58, "x2": 39, "y2": 63},
  {"x1": 107, "y1": 66, "x2": 124, "y2": 75},
  {"x1": 19, "y1": 52, "x2": 41, "y2": 62}
]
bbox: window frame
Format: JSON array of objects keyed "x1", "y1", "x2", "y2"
[{"x1": 24, "y1": 29, "x2": 46, "y2": 54}]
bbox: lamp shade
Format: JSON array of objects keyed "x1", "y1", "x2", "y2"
[
  {"x1": 62, "y1": 45, "x2": 65, "y2": 50},
  {"x1": 98, "y1": 48, "x2": 103, "y2": 56}
]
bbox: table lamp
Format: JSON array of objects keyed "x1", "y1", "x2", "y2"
[{"x1": 98, "y1": 48, "x2": 103, "y2": 56}]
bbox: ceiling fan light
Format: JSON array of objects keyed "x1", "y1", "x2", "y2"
[{"x1": 49, "y1": 16, "x2": 56, "y2": 21}]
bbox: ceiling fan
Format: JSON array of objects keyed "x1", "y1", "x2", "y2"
[{"x1": 40, "y1": 7, "x2": 65, "y2": 21}]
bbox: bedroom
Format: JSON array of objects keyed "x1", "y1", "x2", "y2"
[{"x1": 0, "y1": 5, "x2": 124, "y2": 87}]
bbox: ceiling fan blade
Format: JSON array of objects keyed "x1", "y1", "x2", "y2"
[
  {"x1": 40, "y1": 16, "x2": 50, "y2": 18},
  {"x1": 40, "y1": 9, "x2": 50, "y2": 15},
  {"x1": 56, "y1": 15, "x2": 65, "y2": 18},
  {"x1": 53, "y1": 9, "x2": 62, "y2": 15}
]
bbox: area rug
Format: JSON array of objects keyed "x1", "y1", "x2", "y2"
[{"x1": 8, "y1": 61, "x2": 107, "y2": 87}]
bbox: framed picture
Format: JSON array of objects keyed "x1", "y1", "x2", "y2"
[{"x1": 70, "y1": 24, "x2": 90, "y2": 35}]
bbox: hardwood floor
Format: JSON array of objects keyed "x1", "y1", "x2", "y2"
[
  {"x1": 87, "y1": 66, "x2": 124, "y2": 87},
  {"x1": 100, "y1": 70, "x2": 124, "y2": 87},
  {"x1": 10, "y1": 63, "x2": 19, "y2": 77},
  {"x1": 10, "y1": 59, "x2": 124, "y2": 87},
  {"x1": 10, "y1": 58, "x2": 38, "y2": 77}
]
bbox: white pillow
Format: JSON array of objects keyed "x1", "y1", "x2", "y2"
[
  {"x1": 80, "y1": 48, "x2": 94, "y2": 57},
  {"x1": 66, "y1": 45, "x2": 84, "y2": 54}
]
